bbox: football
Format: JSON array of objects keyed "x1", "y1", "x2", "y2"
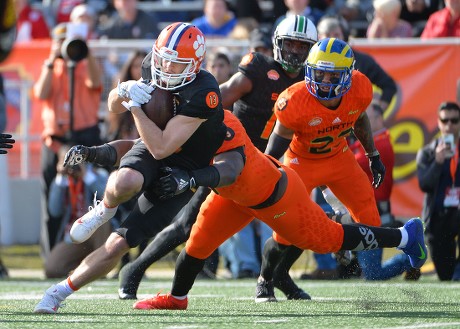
[{"x1": 141, "y1": 87, "x2": 175, "y2": 130}]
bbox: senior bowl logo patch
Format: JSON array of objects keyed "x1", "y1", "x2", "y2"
[
  {"x1": 206, "y1": 91, "x2": 219, "y2": 109},
  {"x1": 276, "y1": 97, "x2": 288, "y2": 111},
  {"x1": 309, "y1": 117, "x2": 322, "y2": 126},
  {"x1": 267, "y1": 70, "x2": 280, "y2": 80}
]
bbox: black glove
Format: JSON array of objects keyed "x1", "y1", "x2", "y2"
[
  {"x1": 0, "y1": 133, "x2": 15, "y2": 155},
  {"x1": 154, "y1": 166, "x2": 196, "y2": 200},
  {"x1": 368, "y1": 154, "x2": 385, "y2": 188},
  {"x1": 63, "y1": 145, "x2": 89, "y2": 166}
]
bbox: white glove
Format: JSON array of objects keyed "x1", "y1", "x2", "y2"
[
  {"x1": 117, "y1": 79, "x2": 154, "y2": 104},
  {"x1": 121, "y1": 99, "x2": 141, "y2": 112}
]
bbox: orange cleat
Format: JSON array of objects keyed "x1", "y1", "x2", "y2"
[{"x1": 133, "y1": 293, "x2": 188, "y2": 310}]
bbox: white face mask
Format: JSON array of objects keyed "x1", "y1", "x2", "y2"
[{"x1": 150, "y1": 47, "x2": 195, "y2": 90}]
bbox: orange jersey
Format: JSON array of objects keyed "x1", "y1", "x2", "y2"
[
  {"x1": 274, "y1": 71, "x2": 372, "y2": 159},
  {"x1": 216, "y1": 110, "x2": 281, "y2": 207}
]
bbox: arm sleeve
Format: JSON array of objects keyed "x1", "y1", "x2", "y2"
[{"x1": 265, "y1": 132, "x2": 291, "y2": 160}]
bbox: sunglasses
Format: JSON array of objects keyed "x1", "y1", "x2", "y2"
[{"x1": 439, "y1": 118, "x2": 460, "y2": 124}]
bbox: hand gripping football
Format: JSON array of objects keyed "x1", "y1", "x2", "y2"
[{"x1": 141, "y1": 87, "x2": 175, "y2": 130}]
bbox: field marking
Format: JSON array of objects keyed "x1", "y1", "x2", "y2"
[
  {"x1": 3, "y1": 280, "x2": 460, "y2": 288},
  {"x1": 384, "y1": 323, "x2": 460, "y2": 329}
]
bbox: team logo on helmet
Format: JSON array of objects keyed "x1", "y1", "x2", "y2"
[{"x1": 193, "y1": 34, "x2": 205, "y2": 62}]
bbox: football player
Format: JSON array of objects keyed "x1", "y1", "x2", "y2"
[
  {"x1": 34, "y1": 22, "x2": 227, "y2": 314},
  {"x1": 258, "y1": 37, "x2": 386, "y2": 299}
]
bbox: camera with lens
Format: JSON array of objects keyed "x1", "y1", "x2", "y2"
[{"x1": 61, "y1": 38, "x2": 88, "y2": 62}]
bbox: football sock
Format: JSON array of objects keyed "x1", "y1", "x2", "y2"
[
  {"x1": 54, "y1": 278, "x2": 76, "y2": 299},
  {"x1": 171, "y1": 250, "x2": 205, "y2": 297},
  {"x1": 398, "y1": 227, "x2": 408, "y2": 249},
  {"x1": 101, "y1": 201, "x2": 118, "y2": 219},
  {"x1": 171, "y1": 294, "x2": 187, "y2": 300},
  {"x1": 260, "y1": 238, "x2": 288, "y2": 281}
]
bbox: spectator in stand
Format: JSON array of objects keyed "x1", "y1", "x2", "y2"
[
  {"x1": 274, "y1": 0, "x2": 324, "y2": 27},
  {"x1": 206, "y1": 51, "x2": 234, "y2": 85},
  {"x1": 400, "y1": 0, "x2": 443, "y2": 37},
  {"x1": 367, "y1": 0, "x2": 413, "y2": 38},
  {"x1": 323, "y1": 0, "x2": 374, "y2": 35},
  {"x1": 351, "y1": 102, "x2": 418, "y2": 281},
  {"x1": 14, "y1": 0, "x2": 50, "y2": 42},
  {"x1": 249, "y1": 26, "x2": 273, "y2": 57},
  {"x1": 416, "y1": 101, "x2": 460, "y2": 281},
  {"x1": 231, "y1": 0, "x2": 262, "y2": 23},
  {"x1": 98, "y1": 0, "x2": 160, "y2": 39},
  {"x1": 53, "y1": 0, "x2": 85, "y2": 24},
  {"x1": 317, "y1": 16, "x2": 397, "y2": 119},
  {"x1": 191, "y1": 0, "x2": 238, "y2": 37},
  {"x1": 421, "y1": 0, "x2": 460, "y2": 38},
  {"x1": 105, "y1": 50, "x2": 145, "y2": 142},
  {"x1": 69, "y1": 3, "x2": 100, "y2": 40},
  {"x1": 44, "y1": 145, "x2": 111, "y2": 278},
  {"x1": 33, "y1": 23, "x2": 103, "y2": 257}
]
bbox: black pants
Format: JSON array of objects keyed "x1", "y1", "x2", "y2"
[{"x1": 426, "y1": 209, "x2": 460, "y2": 281}]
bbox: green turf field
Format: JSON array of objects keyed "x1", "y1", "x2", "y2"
[{"x1": 1, "y1": 277, "x2": 459, "y2": 329}]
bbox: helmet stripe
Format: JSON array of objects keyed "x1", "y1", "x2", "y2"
[
  {"x1": 166, "y1": 23, "x2": 191, "y2": 50},
  {"x1": 323, "y1": 38, "x2": 353, "y2": 58},
  {"x1": 298, "y1": 15, "x2": 305, "y2": 33},
  {"x1": 294, "y1": 15, "x2": 306, "y2": 33}
]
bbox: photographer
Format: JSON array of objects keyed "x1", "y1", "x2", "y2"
[
  {"x1": 33, "y1": 22, "x2": 103, "y2": 257},
  {"x1": 416, "y1": 101, "x2": 460, "y2": 281},
  {"x1": 44, "y1": 145, "x2": 110, "y2": 278}
]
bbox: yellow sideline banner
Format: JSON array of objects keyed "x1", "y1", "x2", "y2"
[{"x1": 1, "y1": 40, "x2": 459, "y2": 218}]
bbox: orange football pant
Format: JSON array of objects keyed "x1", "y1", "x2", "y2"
[
  {"x1": 283, "y1": 147, "x2": 381, "y2": 227},
  {"x1": 185, "y1": 164, "x2": 344, "y2": 259}
]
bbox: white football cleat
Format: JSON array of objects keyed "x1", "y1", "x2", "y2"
[
  {"x1": 33, "y1": 285, "x2": 65, "y2": 314},
  {"x1": 70, "y1": 194, "x2": 114, "y2": 243}
]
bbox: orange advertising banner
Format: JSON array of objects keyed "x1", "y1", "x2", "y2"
[
  {"x1": 354, "y1": 41, "x2": 460, "y2": 217},
  {"x1": 1, "y1": 40, "x2": 459, "y2": 218}
]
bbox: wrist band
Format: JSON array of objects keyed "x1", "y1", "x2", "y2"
[{"x1": 365, "y1": 150, "x2": 380, "y2": 158}]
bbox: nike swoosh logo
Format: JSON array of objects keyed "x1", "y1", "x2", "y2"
[{"x1": 417, "y1": 243, "x2": 426, "y2": 260}]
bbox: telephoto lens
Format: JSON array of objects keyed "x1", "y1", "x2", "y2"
[{"x1": 61, "y1": 38, "x2": 89, "y2": 62}]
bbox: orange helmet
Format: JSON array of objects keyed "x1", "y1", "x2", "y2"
[{"x1": 151, "y1": 22, "x2": 206, "y2": 90}]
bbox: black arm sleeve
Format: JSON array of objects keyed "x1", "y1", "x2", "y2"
[
  {"x1": 190, "y1": 166, "x2": 221, "y2": 188},
  {"x1": 265, "y1": 133, "x2": 291, "y2": 160},
  {"x1": 87, "y1": 143, "x2": 118, "y2": 167}
]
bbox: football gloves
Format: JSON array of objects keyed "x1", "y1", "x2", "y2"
[
  {"x1": 154, "y1": 166, "x2": 196, "y2": 200},
  {"x1": 368, "y1": 154, "x2": 386, "y2": 188},
  {"x1": 0, "y1": 133, "x2": 15, "y2": 154},
  {"x1": 63, "y1": 145, "x2": 89, "y2": 166},
  {"x1": 117, "y1": 79, "x2": 154, "y2": 105}
]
